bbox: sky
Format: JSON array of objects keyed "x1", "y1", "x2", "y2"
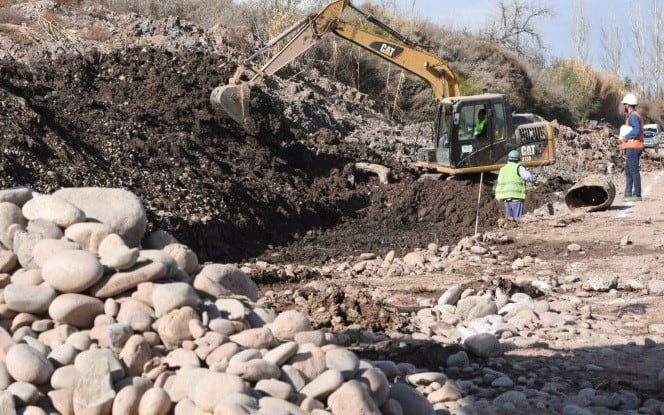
[{"x1": 392, "y1": 0, "x2": 627, "y2": 74}]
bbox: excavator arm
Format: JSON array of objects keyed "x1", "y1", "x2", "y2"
[{"x1": 210, "y1": 0, "x2": 461, "y2": 124}]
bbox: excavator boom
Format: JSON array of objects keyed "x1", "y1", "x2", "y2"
[{"x1": 210, "y1": 0, "x2": 460, "y2": 124}]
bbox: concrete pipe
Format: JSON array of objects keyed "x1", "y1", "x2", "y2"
[{"x1": 564, "y1": 174, "x2": 616, "y2": 213}]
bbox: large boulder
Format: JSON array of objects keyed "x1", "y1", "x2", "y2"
[{"x1": 53, "y1": 188, "x2": 147, "y2": 248}]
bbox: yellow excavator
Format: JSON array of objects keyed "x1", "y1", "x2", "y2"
[{"x1": 210, "y1": 0, "x2": 555, "y2": 175}]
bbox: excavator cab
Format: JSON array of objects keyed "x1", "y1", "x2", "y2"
[{"x1": 416, "y1": 94, "x2": 555, "y2": 175}]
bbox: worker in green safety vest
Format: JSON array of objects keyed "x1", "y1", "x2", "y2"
[
  {"x1": 474, "y1": 109, "x2": 487, "y2": 138},
  {"x1": 495, "y1": 150, "x2": 537, "y2": 223}
]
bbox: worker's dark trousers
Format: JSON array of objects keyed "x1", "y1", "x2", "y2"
[{"x1": 624, "y1": 148, "x2": 642, "y2": 197}]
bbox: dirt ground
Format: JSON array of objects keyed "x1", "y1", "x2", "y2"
[{"x1": 256, "y1": 168, "x2": 664, "y2": 406}]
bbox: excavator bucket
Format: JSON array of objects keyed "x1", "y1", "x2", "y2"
[{"x1": 210, "y1": 82, "x2": 251, "y2": 126}]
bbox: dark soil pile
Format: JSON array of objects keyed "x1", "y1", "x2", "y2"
[{"x1": 0, "y1": 45, "x2": 560, "y2": 265}]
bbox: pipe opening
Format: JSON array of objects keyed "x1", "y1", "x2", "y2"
[{"x1": 564, "y1": 175, "x2": 615, "y2": 213}]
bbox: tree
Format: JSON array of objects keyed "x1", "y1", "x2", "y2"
[
  {"x1": 628, "y1": 2, "x2": 648, "y2": 97},
  {"x1": 599, "y1": 11, "x2": 621, "y2": 76},
  {"x1": 572, "y1": 0, "x2": 588, "y2": 64},
  {"x1": 650, "y1": 0, "x2": 664, "y2": 97},
  {"x1": 483, "y1": 0, "x2": 553, "y2": 60}
]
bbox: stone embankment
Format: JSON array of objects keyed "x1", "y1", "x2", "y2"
[
  {"x1": 0, "y1": 185, "x2": 513, "y2": 415},
  {"x1": 1, "y1": 185, "x2": 662, "y2": 415}
]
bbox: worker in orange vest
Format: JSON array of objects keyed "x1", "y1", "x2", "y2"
[{"x1": 619, "y1": 93, "x2": 644, "y2": 202}]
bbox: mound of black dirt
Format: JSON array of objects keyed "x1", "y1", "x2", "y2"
[{"x1": 0, "y1": 46, "x2": 554, "y2": 265}]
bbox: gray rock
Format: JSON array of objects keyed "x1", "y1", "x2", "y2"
[
  {"x1": 138, "y1": 387, "x2": 172, "y2": 415},
  {"x1": 22, "y1": 195, "x2": 85, "y2": 227},
  {"x1": 280, "y1": 365, "x2": 307, "y2": 391},
  {"x1": 53, "y1": 187, "x2": 147, "y2": 247},
  {"x1": 463, "y1": 333, "x2": 501, "y2": 358},
  {"x1": 271, "y1": 309, "x2": 312, "y2": 341},
  {"x1": 263, "y1": 341, "x2": 299, "y2": 366},
  {"x1": 300, "y1": 369, "x2": 344, "y2": 400},
  {"x1": 406, "y1": 372, "x2": 447, "y2": 386},
  {"x1": 438, "y1": 284, "x2": 462, "y2": 306},
  {"x1": 5, "y1": 344, "x2": 54, "y2": 385},
  {"x1": 0, "y1": 202, "x2": 27, "y2": 249},
  {"x1": 194, "y1": 263, "x2": 258, "y2": 301},
  {"x1": 143, "y1": 229, "x2": 178, "y2": 250},
  {"x1": 357, "y1": 367, "x2": 391, "y2": 407},
  {"x1": 152, "y1": 282, "x2": 200, "y2": 318},
  {"x1": 32, "y1": 238, "x2": 80, "y2": 269},
  {"x1": 327, "y1": 379, "x2": 382, "y2": 415},
  {"x1": 50, "y1": 365, "x2": 81, "y2": 389},
  {"x1": 72, "y1": 359, "x2": 116, "y2": 415},
  {"x1": 63, "y1": 222, "x2": 112, "y2": 254},
  {"x1": 255, "y1": 378, "x2": 294, "y2": 400},
  {"x1": 259, "y1": 396, "x2": 309, "y2": 415},
  {"x1": 163, "y1": 243, "x2": 199, "y2": 275},
  {"x1": 27, "y1": 218, "x2": 63, "y2": 240},
  {"x1": 13, "y1": 231, "x2": 42, "y2": 269},
  {"x1": 427, "y1": 379, "x2": 463, "y2": 403},
  {"x1": 227, "y1": 358, "x2": 282, "y2": 382},
  {"x1": 229, "y1": 327, "x2": 275, "y2": 350},
  {"x1": 325, "y1": 347, "x2": 360, "y2": 380},
  {"x1": 215, "y1": 298, "x2": 247, "y2": 321},
  {"x1": 388, "y1": 382, "x2": 435, "y2": 415},
  {"x1": 74, "y1": 348, "x2": 125, "y2": 383},
  {"x1": 47, "y1": 343, "x2": 78, "y2": 367},
  {"x1": 0, "y1": 187, "x2": 33, "y2": 207},
  {"x1": 156, "y1": 306, "x2": 199, "y2": 350},
  {"x1": 0, "y1": 390, "x2": 16, "y2": 415},
  {"x1": 0, "y1": 362, "x2": 10, "y2": 390},
  {"x1": 48, "y1": 293, "x2": 104, "y2": 328},
  {"x1": 41, "y1": 249, "x2": 104, "y2": 293},
  {"x1": 89, "y1": 261, "x2": 168, "y2": 298},
  {"x1": 3, "y1": 283, "x2": 57, "y2": 314},
  {"x1": 188, "y1": 371, "x2": 247, "y2": 412},
  {"x1": 7, "y1": 381, "x2": 39, "y2": 405}
]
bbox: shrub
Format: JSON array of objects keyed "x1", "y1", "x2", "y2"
[
  {"x1": 0, "y1": 6, "x2": 26, "y2": 25},
  {"x1": 53, "y1": 0, "x2": 83, "y2": 6}
]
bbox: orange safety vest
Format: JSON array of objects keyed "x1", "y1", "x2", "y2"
[{"x1": 622, "y1": 110, "x2": 644, "y2": 149}]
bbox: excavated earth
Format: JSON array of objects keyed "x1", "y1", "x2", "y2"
[
  {"x1": 0, "y1": 41, "x2": 549, "y2": 265},
  {"x1": 6, "y1": 2, "x2": 664, "y2": 413}
]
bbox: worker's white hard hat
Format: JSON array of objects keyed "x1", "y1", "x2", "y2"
[{"x1": 621, "y1": 93, "x2": 638, "y2": 106}]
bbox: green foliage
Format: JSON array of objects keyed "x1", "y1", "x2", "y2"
[{"x1": 544, "y1": 59, "x2": 626, "y2": 126}]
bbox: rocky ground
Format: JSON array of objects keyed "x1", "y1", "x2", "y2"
[{"x1": 2, "y1": 1, "x2": 664, "y2": 414}]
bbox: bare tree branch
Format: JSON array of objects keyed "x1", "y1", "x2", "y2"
[
  {"x1": 483, "y1": 0, "x2": 553, "y2": 59},
  {"x1": 599, "y1": 11, "x2": 621, "y2": 76},
  {"x1": 573, "y1": 0, "x2": 589, "y2": 63},
  {"x1": 628, "y1": 2, "x2": 648, "y2": 97},
  {"x1": 650, "y1": 0, "x2": 664, "y2": 96}
]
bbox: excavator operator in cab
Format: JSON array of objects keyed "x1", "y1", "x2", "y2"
[{"x1": 474, "y1": 109, "x2": 487, "y2": 139}]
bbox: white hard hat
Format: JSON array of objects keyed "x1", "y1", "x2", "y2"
[{"x1": 621, "y1": 93, "x2": 638, "y2": 106}]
